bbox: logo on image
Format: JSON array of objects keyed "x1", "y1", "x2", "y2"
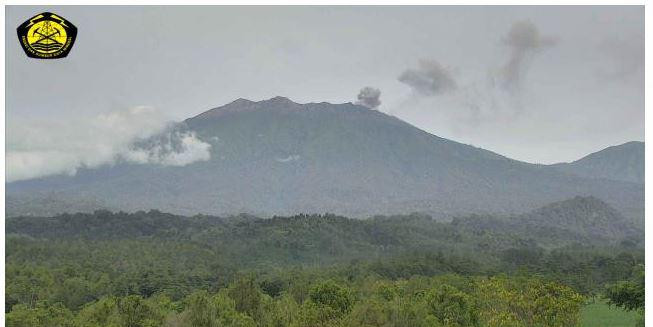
[{"x1": 17, "y1": 12, "x2": 77, "y2": 59}]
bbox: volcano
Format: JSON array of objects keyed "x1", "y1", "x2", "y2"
[{"x1": 7, "y1": 97, "x2": 644, "y2": 221}]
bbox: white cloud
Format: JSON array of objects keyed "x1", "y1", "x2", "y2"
[
  {"x1": 7, "y1": 106, "x2": 212, "y2": 182},
  {"x1": 124, "y1": 131, "x2": 211, "y2": 166},
  {"x1": 275, "y1": 154, "x2": 300, "y2": 163}
]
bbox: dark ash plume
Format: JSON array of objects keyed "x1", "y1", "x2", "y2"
[
  {"x1": 356, "y1": 87, "x2": 382, "y2": 109},
  {"x1": 500, "y1": 21, "x2": 556, "y2": 92},
  {"x1": 398, "y1": 59, "x2": 457, "y2": 96}
]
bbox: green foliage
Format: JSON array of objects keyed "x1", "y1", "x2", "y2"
[
  {"x1": 116, "y1": 295, "x2": 162, "y2": 327},
  {"x1": 73, "y1": 295, "x2": 167, "y2": 327},
  {"x1": 425, "y1": 284, "x2": 479, "y2": 326},
  {"x1": 477, "y1": 276, "x2": 585, "y2": 327},
  {"x1": 227, "y1": 277, "x2": 265, "y2": 320},
  {"x1": 5, "y1": 211, "x2": 643, "y2": 326},
  {"x1": 309, "y1": 280, "x2": 354, "y2": 315},
  {"x1": 605, "y1": 264, "x2": 644, "y2": 311},
  {"x1": 6, "y1": 302, "x2": 74, "y2": 327},
  {"x1": 5, "y1": 272, "x2": 590, "y2": 327},
  {"x1": 177, "y1": 290, "x2": 255, "y2": 327},
  {"x1": 75, "y1": 297, "x2": 122, "y2": 326},
  {"x1": 54, "y1": 277, "x2": 96, "y2": 310}
]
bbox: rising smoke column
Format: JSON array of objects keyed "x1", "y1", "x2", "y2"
[
  {"x1": 499, "y1": 20, "x2": 556, "y2": 92},
  {"x1": 398, "y1": 59, "x2": 457, "y2": 96},
  {"x1": 356, "y1": 87, "x2": 382, "y2": 109}
]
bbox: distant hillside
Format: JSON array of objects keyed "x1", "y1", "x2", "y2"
[
  {"x1": 6, "y1": 97, "x2": 644, "y2": 221},
  {"x1": 6, "y1": 192, "x2": 112, "y2": 218},
  {"x1": 5, "y1": 209, "x2": 223, "y2": 240},
  {"x1": 452, "y1": 196, "x2": 641, "y2": 246},
  {"x1": 551, "y1": 141, "x2": 644, "y2": 184},
  {"x1": 7, "y1": 197, "x2": 641, "y2": 259}
]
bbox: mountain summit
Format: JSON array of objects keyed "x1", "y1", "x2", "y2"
[
  {"x1": 188, "y1": 96, "x2": 300, "y2": 121},
  {"x1": 7, "y1": 97, "x2": 644, "y2": 220}
]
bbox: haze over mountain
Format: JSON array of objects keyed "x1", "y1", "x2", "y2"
[
  {"x1": 7, "y1": 197, "x2": 638, "y2": 248},
  {"x1": 6, "y1": 97, "x2": 644, "y2": 222},
  {"x1": 453, "y1": 196, "x2": 641, "y2": 245},
  {"x1": 551, "y1": 141, "x2": 644, "y2": 184}
]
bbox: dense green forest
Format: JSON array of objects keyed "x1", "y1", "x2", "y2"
[{"x1": 6, "y1": 201, "x2": 644, "y2": 326}]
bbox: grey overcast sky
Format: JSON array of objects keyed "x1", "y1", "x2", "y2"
[{"x1": 6, "y1": 6, "x2": 644, "y2": 166}]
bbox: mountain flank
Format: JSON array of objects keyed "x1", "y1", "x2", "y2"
[
  {"x1": 551, "y1": 141, "x2": 643, "y2": 184},
  {"x1": 6, "y1": 97, "x2": 644, "y2": 222}
]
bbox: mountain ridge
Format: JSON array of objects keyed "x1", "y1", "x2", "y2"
[
  {"x1": 6, "y1": 196, "x2": 638, "y2": 245},
  {"x1": 6, "y1": 97, "x2": 644, "y2": 222},
  {"x1": 452, "y1": 196, "x2": 641, "y2": 245},
  {"x1": 551, "y1": 141, "x2": 644, "y2": 184}
]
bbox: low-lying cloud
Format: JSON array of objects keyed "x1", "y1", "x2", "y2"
[
  {"x1": 356, "y1": 87, "x2": 382, "y2": 109},
  {"x1": 398, "y1": 59, "x2": 457, "y2": 96},
  {"x1": 124, "y1": 130, "x2": 211, "y2": 166},
  {"x1": 7, "y1": 107, "x2": 212, "y2": 182}
]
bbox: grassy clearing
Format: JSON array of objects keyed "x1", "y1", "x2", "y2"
[{"x1": 580, "y1": 299, "x2": 641, "y2": 327}]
